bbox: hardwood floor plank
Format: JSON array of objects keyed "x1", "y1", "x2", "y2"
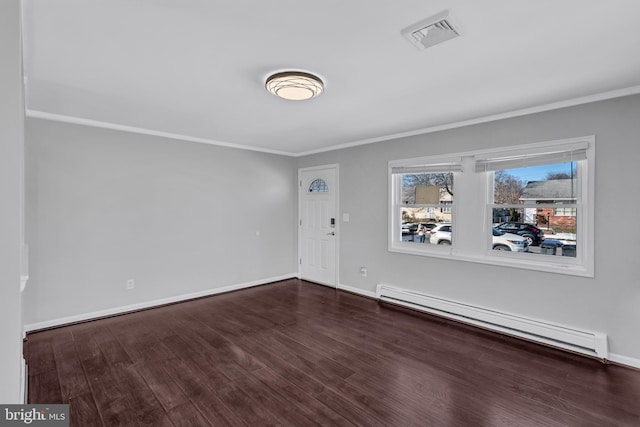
[
  {"x1": 277, "y1": 323, "x2": 381, "y2": 368},
  {"x1": 162, "y1": 357, "x2": 246, "y2": 427},
  {"x1": 109, "y1": 320, "x2": 176, "y2": 363},
  {"x1": 91, "y1": 327, "x2": 133, "y2": 367},
  {"x1": 26, "y1": 334, "x2": 58, "y2": 376},
  {"x1": 67, "y1": 393, "x2": 103, "y2": 427},
  {"x1": 327, "y1": 376, "x2": 425, "y2": 426},
  {"x1": 249, "y1": 366, "x2": 354, "y2": 427},
  {"x1": 51, "y1": 337, "x2": 91, "y2": 400},
  {"x1": 162, "y1": 312, "x2": 267, "y2": 374},
  {"x1": 80, "y1": 355, "x2": 140, "y2": 426},
  {"x1": 135, "y1": 361, "x2": 190, "y2": 412},
  {"x1": 166, "y1": 308, "x2": 275, "y2": 374},
  {"x1": 160, "y1": 309, "x2": 228, "y2": 351},
  {"x1": 110, "y1": 362, "x2": 172, "y2": 427},
  {"x1": 235, "y1": 336, "x2": 328, "y2": 396},
  {"x1": 70, "y1": 328, "x2": 103, "y2": 362},
  {"x1": 220, "y1": 363, "x2": 322, "y2": 427},
  {"x1": 166, "y1": 401, "x2": 212, "y2": 427},
  {"x1": 558, "y1": 381, "x2": 640, "y2": 425},
  {"x1": 28, "y1": 370, "x2": 62, "y2": 404},
  {"x1": 313, "y1": 388, "x2": 392, "y2": 427},
  {"x1": 200, "y1": 372, "x2": 286, "y2": 427}
]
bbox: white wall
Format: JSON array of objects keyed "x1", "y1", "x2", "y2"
[
  {"x1": 24, "y1": 119, "x2": 297, "y2": 326},
  {"x1": 0, "y1": 0, "x2": 25, "y2": 403},
  {"x1": 298, "y1": 94, "x2": 640, "y2": 364}
]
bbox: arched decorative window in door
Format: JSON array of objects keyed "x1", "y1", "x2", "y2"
[{"x1": 308, "y1": 178, "x2": 329, "y2": 193}]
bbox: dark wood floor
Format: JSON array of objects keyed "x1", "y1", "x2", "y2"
[{"x1": 26, "y1": 279, "x2": 640, "y2": 426}]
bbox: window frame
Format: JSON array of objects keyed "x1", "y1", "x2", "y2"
[
  {"x1": 389, "y1": 154, "x2": 461, "y2": 258},
  {"x1": 554, "y1": 206, "x2": 577, "y2": 217},
  {"x1": 388, "y1": 136, "x2": 595, "y2": 277}
]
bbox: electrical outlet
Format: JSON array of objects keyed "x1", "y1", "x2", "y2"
[
  {"x1": 126, "y1": 279, "x2": 135, "y2": 290},
  {"x1": 360, "y1": 267, "x2": 367, "y2": 277}
]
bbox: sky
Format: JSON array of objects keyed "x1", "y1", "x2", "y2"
[{"x1": 507, "y1": 162, "x2": 574, "y2": 183}]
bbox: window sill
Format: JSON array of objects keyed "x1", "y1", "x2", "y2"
[{"x1": 389, "y1": 244, "x2": 593, "y2": 277}]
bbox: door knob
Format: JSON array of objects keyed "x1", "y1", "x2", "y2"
[{"x1": 326, "y1": 231, "x2": 335, "y2": 236}]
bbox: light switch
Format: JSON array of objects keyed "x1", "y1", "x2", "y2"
[{"x1": 342, "y1": 213, "x2": 350, "y2": 222}]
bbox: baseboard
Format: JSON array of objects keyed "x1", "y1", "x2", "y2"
[
  {"x1": 337, "y1": 283, "x2": 377, "y2": 299},
  {"x1": 24, "y1": 273, "x2": 297, "y2": 333},
  {"x1": 20, "y1": 358, "x2": 27, "y2": 404},
  {"x1": 609, "y1": 353, "x2": 640, "y2": 370}
]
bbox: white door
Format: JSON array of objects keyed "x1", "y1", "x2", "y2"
[{"x1": 299, "y1": 166, "x2": 337, "y2": 287}]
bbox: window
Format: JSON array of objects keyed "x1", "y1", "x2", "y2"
[
  {"x1": 554, "y1": 206, "x2": 577, "y2": 217},
  {"x1": 389, "y1": 156, "x2": 460, "y2": 253},
  {"x1": 440, "y1": 200, "x2": 453, "y2": 213},
  {"x1": 389, "y1": 137, "x2": 594, "y2": 276},
  {"x1": 308, "y1": 179, "x2": 328, "y2": 193}
]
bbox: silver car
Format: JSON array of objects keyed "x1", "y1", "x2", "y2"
[{"x1": 429, "y1": 224, "x2": 529, "y2": 251}]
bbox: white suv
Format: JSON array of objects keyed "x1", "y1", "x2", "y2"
[
  {"x1": 428, "y1": 223, "x2": 453, "y2": 245},
  {"x1": 492, "y1": 227, "x2": 529, "y2": 251},
  {"x1": 429, "y1": 224, "x2": 529, "y2": 252}
]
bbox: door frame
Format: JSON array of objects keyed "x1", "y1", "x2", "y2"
[{"x1": 297, "y1": 164, "x2": 339, "y2": 288}]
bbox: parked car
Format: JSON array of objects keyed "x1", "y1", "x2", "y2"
[
  {"x1": 402, "y1": 222, "x2": 438, "y2": 235},
  {"x1": 494, "y1": 222, "x2": 546, "y2": 246},
  {"x1": 401, "y1": 223, "x2": 418, "y2": 234},
  {"x1": 492, "y1": 227, "x2": 529, "y2": 252},
  {"x1": 418, "y1": 222, "x2": 438, "y2": 231},
  {"x1": 429, "y1": 224, "x2": 529, "y2": 252},
  {"x1": 428, "y1": 223, "x2": 452, "y2": 245}
]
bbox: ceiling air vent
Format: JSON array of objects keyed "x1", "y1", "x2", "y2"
[{"x1": 401, "y1": 10, "x2": 460, "y2": 50}]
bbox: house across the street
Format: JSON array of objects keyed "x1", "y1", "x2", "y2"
[{"x1": 520, "y1": 179, "x2": 577, "y2": 231}]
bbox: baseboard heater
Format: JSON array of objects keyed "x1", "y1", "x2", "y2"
[{"x1": 376, "y1": 284, "x2": 608, "y2": 360}]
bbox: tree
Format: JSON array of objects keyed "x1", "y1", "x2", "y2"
[
  {"x1": 546, "y1": 165, "x2": 577, "y2": 180},
  {"x1": 403, "y1": 173, "x2": 454, "y2": 197},
  {"x1": 494, "y1": 170, "x2": 525, "y2": 204},
  {"x1": 545, "y1": 171, "x2": 573, "y2": 180}
]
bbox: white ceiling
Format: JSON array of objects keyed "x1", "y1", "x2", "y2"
[{"x1": 22, "y1": 1, "x2": 640, "y2": 156}]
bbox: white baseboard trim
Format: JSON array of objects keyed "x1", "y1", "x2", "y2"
[
  {"x1": 337, "y1": 283, "x2": 377, "y2": 299},
  {"x1": 20, "y1": 358, "x2": 27, "y2": 404},
  {"x1": 24, "y1": 273, "x2": 297, "y2": 333},
  {"x1": 609, "y1": 353, "x2": 640, "y2": 370}
]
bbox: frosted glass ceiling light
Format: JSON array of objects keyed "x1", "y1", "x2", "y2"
[{"x1": 265, "y1": 71, "x2": 324, "y2": 101}]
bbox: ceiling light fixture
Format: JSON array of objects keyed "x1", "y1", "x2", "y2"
[{"x1": 265, "y1": 71, "x2": 324, "y2": 101}]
